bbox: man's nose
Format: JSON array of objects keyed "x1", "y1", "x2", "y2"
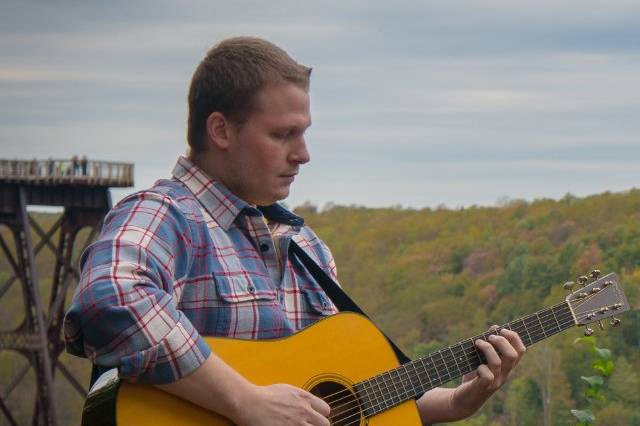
[{"x1": 290, "y1": 137, "x2": 310, "y2": 164}]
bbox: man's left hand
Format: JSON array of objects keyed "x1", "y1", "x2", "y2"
[{"x1": 451, "y1": 327, "x2": 526, "y2": 417}]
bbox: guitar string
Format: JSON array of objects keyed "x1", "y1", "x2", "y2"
[
  {"x1": 324, "y1": 290, "x2": 611, "y2": 416},
  {"x1": 324, "y1": 307, "x2": 574, "y2": 424},
  {"x1": 326, "y1": 280, "x2": 617, "y2": 420},
  {"x1": 330, "y1": 306, "x2": 573, "y2": 422},
  {"x1": 324, "y1": 306, "x2": 579, "y2": 423},
  {"x1": 336, "y1": 295, "x2": 615, "y2": 426},
  {"x1": 328, "y1": 289, "x2": 617, "y2": 424},
  {"x1": 331, "y1": 318, "x2": 576, "y2": 426},
  {"x1": 323, "y1": 304, "x2": 573, "y2": 413},
  {"x1": 330, "y1": 312, "x2": 580, "y2": 426},
  {"x1": 337, "y1": 309, "x2": 584, "y2": 425},
  {"x1": 570, "y1": 284, "x2": 620, "y2": 315},
  {"x1": 323, "y1": 306, "x2": 574, "y2": 420},
  {"x1": 334, "y1": 293, "x2": 617, "y2": 423}
]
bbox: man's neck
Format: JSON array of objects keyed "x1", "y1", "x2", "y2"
[
  {"x1": 188, "y1": 151, "x2": 224, "y2": 183},
  {"x1": 187, "y1": 152, "x2": 261, "y2": 208}
]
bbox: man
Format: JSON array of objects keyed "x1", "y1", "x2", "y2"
[{"x1": 64, "y1": 37, "x2": 525, "y2": 425}]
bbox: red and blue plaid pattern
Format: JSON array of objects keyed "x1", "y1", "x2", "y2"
[{"x1": 64, "y1": 156, "x2": 338, "y2": 384}]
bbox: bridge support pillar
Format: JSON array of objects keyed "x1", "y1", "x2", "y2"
[{"x1": 0, "y1": 184, "x2": 111, "y2": 425}]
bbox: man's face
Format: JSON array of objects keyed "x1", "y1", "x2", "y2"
[{"x1": 224, "y1": 83, "x2": 311, "y2": 206}]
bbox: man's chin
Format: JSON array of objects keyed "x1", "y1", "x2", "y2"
[
  {"x1": 256, "y1": 188, "x2": 290, "y2": 206},
  {"x1": 273, "y1": 187, "x2": 292, "y2": 203}
]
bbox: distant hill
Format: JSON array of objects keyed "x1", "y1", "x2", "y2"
[
  {"x1": 1, "y1": 189, "x2": 638, "y2": 425},
  {"x1": 295, "y1": 189, "x2": 639, "y2": 424}
]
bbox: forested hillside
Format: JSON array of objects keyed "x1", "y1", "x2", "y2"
[
  {"x1": 1, "y1": 189, "x2": 638, "y2": 425},
  {"x1": 297, "y1": 190, "x2": 640, "y2": 425}
]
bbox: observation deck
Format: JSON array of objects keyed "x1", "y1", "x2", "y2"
[{"x1": 0, "y1": 158, "x2": 134, "y2": 213}]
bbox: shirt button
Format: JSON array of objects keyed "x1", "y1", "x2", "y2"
[
  {"x1": 260, "y1": 243, "x2": 269, "y2": 252},
  {"x1": 248, "y1": 285, "x2": 255, "y2": 293}
]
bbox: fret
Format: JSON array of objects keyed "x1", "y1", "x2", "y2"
[
  {"x1": 557, "y1": 303, "x2": 574, "y2": 331},
  {"x1": 514, "y1": 318, "x2": 533, "y2": 346},
  {"x1": 395, "y1": 365, "x2": 412, "y2": 399},
  {"x1": 424, "y1": 354, "x2": 441, "y2": 387},
  {"x1": 551, "y1": 305, "x2": 565, "y2": 333},
  {"x1": 419, "y1": 357, "x2": 435, "y2": 390},
  {"x1": 367, "y1": 382, "x2": 379, "y2": 415},
  {"x1": 409, "y1": 361, "x2": 426, "y2": 395},
  {"x1": 545, "y1": 308, "x2": 559, "y2": 332},
  {"x1": 400, "y1": 367, "x2": 412, "y2": 399},
  {"x1": 373, "y1": 375, "x2": 384, "y2": 409},
  {"x1": 437, "y1": 350, "x2": 453, "y2": 383},
  {"x1": 373, "y1": 375, "x2": 387, "y2": 412},
  {"x1": 447, "y1": 346, "x2": 462, "y2": 377},
  {"x1": 386, "y1": 372, "x2": 399, "y2": 411},
  {"x1": 466, "y1": 338, "x2": 483, "y2": 368},
  {"x1": 457, "y1": 341, "x2": 475, "y2": 374},
  {"x1": 359, "y1": 302, "x2": 584, "y2": 419},
  {"x1": 534, "y1": 312, "x2": 548, "y2": 341},
  {"x1": 355, "y1": 382, "x2": 373, "y2": 417},
  {"x1": 404, "y1": 363, "x2": 416, "y2": 395},
  {"x1": 397, "y1": 368, "x2": 410, "y2": 401},
  {"x1": 388, "y1": 370, "x2": 403, "y2": 405}
]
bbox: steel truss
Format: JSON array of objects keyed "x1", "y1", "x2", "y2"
[{"x1": 0, "y1": 183, "x2": 112, "y2": 425}]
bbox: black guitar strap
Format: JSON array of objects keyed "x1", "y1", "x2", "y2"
[{"x1": 289, "y1": 241, "x2": 412, "y2": 365}]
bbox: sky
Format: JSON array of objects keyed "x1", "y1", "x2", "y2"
[{"x1": 1, "y1": 0, "x2": 639, "y2": 209}]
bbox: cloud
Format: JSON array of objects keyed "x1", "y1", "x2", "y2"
[{"x1": 1, "y1": 0, "x2": 639, "y2": 208}]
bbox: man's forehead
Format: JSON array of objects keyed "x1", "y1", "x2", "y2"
[{"x1": 251, "y1": 83, "x2": 311, "y2": 125}]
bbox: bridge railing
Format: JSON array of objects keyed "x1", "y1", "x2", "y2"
[{"x1": 0, "y1": 158, "x2": 134, "y2": 187}]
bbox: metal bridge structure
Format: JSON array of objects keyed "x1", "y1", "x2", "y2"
[{"x1": 0, "y1": 158, "x2": 133, "y2": 425}]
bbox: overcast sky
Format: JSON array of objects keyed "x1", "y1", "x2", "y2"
[{"x1": 1, "y1": 0, "x2": 639, "y2": 209}]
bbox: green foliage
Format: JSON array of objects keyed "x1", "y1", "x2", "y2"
[
  {"x1": 571, "y1": 336, "x2": 618, "y2": 425},
  {"x1": 301, "y1": 189, "x2": 639, "y2": 425},
  {"x1": 571, "y1": 409, "x2": 596, "y2": 424}
]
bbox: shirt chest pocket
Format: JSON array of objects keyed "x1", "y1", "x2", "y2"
[
  {"x1": 215, "y1": 274, "x2": 277, "y2": 303},
  {"x1": 212, "y1": 273, "x2": 284, "y2": 339},
  {"x1": 300, "y1": 286, "x2": 335, "y2": 317}
]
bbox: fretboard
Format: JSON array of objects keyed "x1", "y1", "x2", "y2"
[{"x1": 354, "y1": 301, "x2": 574, "y2": 418}]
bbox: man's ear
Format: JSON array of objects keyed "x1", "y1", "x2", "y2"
[{"x1": 206, "y1": 112, "x2": 233, "y2": 150}]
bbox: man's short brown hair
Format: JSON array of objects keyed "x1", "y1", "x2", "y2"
[{"x1": 187, "y1": 37, "x2": 312, "y2": 152}]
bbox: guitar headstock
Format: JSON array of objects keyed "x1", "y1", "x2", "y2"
[{"x1": 565, "y1": 271, "x2": 629, "y2": 332}]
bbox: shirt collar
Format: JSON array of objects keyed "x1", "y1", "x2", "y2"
[{"x1": 171, "y1": 156, "x2": 304, "y2": 230}]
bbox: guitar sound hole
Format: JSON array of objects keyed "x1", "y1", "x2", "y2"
[{"x1": 310, "y1": 381, "x2": 362, "y2": 426}]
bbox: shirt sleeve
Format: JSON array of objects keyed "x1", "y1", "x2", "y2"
[{"x1": 63, "y1": 191, "x2": 211, "y2": 384}]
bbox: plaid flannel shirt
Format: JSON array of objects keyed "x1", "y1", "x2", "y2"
[{"x1": 64, "y1": 156, "x2": 338, "y2": 384}]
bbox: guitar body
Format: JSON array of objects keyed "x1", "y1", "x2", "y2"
[{"x1": 83, "y1": 312, "x2": 423, "y2": 425}]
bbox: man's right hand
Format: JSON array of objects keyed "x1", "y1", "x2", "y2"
[
  {"x1": 156, "y1": 353, "x2": 331, "y2": 426},
  {"x1": 232, "y1": 383, "x2": 330, "y2": 426}
]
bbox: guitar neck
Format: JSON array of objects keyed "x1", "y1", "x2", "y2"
[{"x1": 354, "y1": 301, "x2": 575, "y2": 417}]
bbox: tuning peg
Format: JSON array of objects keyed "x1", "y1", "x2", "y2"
[
  {"x1": 610, "y1": 318, "x2": 621, "y2": 327},
  {"x1": 577, "y1": 275, "x2": 589, "y2": 286},
  {"x1": 563, "y1": 281, "x2": 575, "y2": 291},
  {"x1": 589, "y1": 269, "x2": 601, "y2": 280},
  {"x1": 584, "y1": 326, "x2": 594, "y2": 336}
]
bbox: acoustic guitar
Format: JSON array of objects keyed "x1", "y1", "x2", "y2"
[{"x1": 82, "y1": 271, "x2": 630, "y2": 425}]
